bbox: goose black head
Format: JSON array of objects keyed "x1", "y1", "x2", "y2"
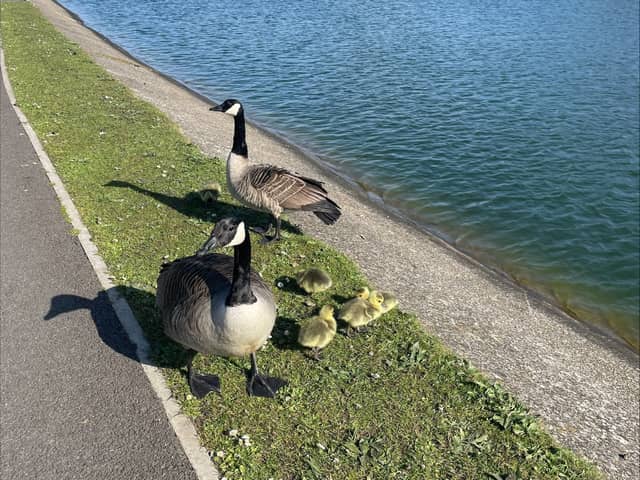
[
  {"x1": 196, "y1": 217, "x2": 246, "y2": 255},
  {"x1": 209, "y1": 99, "x2": 243, "y2": 117}
]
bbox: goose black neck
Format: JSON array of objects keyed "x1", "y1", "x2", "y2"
[
  {"x1": 226, "y1": 224, "x2": 256, "y2": 306},
  {"x1": 231, "y1": 109, "x2": 248, "y2": 157}
]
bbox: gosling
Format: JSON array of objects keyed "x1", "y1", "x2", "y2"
[
  {"x1": 338, "y1": 291, "x2": 384, "y2": 335},
  {"x1": 354, "y1": 286, "x2": 370, "y2": 300},
  {"x1": 198, "y1": 181, "x2": 221, "y2": 203},
  {"x1": 298, "y1": 305, "x2": 337, "y2": 360},
  {"x1": 379, "y1": 291, "x2": 398, "y2": 314},
  {"x1": 369, "y1": 290, "x2": 398, "y2": 320},
  {"x1": 296, "y1": 268, "x2": 332, "y2": 294}
]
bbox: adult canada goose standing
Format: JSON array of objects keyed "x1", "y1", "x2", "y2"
[
  {"x1": 156, "y1": 217, "x2": 286, "y2": 398},
  {"x1": 210, "y1": 99, "x2": 341, "y2": 243}
]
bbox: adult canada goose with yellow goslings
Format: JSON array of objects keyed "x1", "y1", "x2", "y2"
[
  {"x1": 156, "y1": 217, "x2": 286, "y2": 398},
  {"x1": 298, "y1": 305, "x2": 337, "y2": 360},
  {"x1": 210, "y1": 99, "x2": 341, "y2": 243},
  {"x1": 296, "y1": 268, "x2": 332, "y2": 294}
]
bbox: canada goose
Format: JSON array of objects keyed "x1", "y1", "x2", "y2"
[
  {"x1": 210, "y1": 99, "x2": 341, "y2": 243},
  {"x1": 298, "y1": 305, "x2": 337, "y2": 360},
  {"x1": 295, "y1": 268, "x2": 332, "y2": 294},
  {"x1": 198, "y1": 181, "x2": 221, "y2": 203},
  {"x1": 338, "y1": 291, "x2": 384, "y2": 335},
  {"x1": 156, "y1": 217, "x2": 286, "y2": 398}
]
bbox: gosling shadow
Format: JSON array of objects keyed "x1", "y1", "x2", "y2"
[
  {"x1": 331, "y1": 293, "x2": 352, "y2": 304},
  {"x1": 105, "y1": 180, "x2": 302, "y2": 235}
]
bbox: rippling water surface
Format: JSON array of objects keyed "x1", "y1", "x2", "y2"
[{"x1": 59, "y1": 0, "x2": 639, "y2": 348}]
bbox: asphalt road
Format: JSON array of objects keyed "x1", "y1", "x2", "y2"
[{"x1": 0, "y1": 71, "x2": 197, "y2": 479}]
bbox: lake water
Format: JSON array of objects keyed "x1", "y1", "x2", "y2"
[{"x1": 58, "y1": 0, "x2": 639, "y2": 349}]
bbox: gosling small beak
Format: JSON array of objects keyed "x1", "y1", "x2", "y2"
[
  {"x1": 209, "y1": 104, "x2": 224, "y2": 112},
  {"x1": 196, "y1": 236, "x2": 218, "y2": 256}
]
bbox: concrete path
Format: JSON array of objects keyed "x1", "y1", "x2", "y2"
[{"x1": 0, "y1": 68, "x2": 197, "y2": 479}]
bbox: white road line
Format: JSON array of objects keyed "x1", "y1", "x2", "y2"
[{"x1": 1, "y1": 48, "x2": 219, "y2": 480}]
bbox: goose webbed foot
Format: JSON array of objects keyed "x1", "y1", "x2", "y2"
[
  {"x1": 258, "y1": 218, "x2": 282, "y2": 244},
  {"x1": 247, "y1": 373, "x2": 287, "y2": 398},
  {"x1": 186, "y1": 349, "x2": 221, "y2": 398},
  {"x1": 247, "y1": 352, "x2": 287, "y2": 398},
  {"x1": 250, "y1": 223, "x2": 272, "y2": 236},
  {"x1": 189, "y1": 372, "x2": 221, "y2": 399},
  {"x1": 250, "y1": 222, "x2": 281, "y2": 244},
  {"x1": 259, "y1": 234, "x2": 281, "y2": 245}
]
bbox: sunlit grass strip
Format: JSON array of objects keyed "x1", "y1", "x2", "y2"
[{"x1": 0, "y1": 3, "x2": 601, "y2": 479}]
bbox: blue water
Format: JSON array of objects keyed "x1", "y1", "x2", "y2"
[{"x1": 58, "y1": 0, "x2": 639, "y2": 348}]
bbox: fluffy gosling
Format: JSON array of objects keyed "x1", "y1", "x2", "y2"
[
  {"x1": 369, "y1": 290, "x2": 398, "y2": 319},
  {"x1": 355, "y1": 286, "x2": 370, "y2": 300},
  {"x1": 379, "y1": 291, "x2": 398, "y2": 314},
  {"x1": 338, "y1": 291, "x2": 384, "y2": 335},
  {"x1": 296, "y1": 268, "x2": 332, "y2": 294},
  {"x1": 198, "y1": 181, "x2": 221, "y2": 203},
  {"x1": 298, "y1": 305, "x2": 337, "y2": 360}
]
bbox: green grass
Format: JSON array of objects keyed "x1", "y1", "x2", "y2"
[{"x1": 1, "y1": 4, "x2": 602, "y2": 479}]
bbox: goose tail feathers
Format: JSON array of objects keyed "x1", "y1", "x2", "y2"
[{"x1": 309, "y1": 197, "x2": 342, "y2": 225}]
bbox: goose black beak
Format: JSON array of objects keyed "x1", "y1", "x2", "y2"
[
  {"x1": 209, "y1": 104, "x2": 224, "y2": 112},
  {"x1": 196, "y1": 236, "x2": 218, "y2": 256}
]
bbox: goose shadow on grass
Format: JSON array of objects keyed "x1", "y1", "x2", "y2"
[{"x1": 104, "y1": 180, "x2": 302, "y2": 235}]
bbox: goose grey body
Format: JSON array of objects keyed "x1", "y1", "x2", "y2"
[
  {"x1": 155, "y1": 218, "x2": 286, "y2": 398},
  {"x1": 227, "y1": 152, "x2": 340, "y2": 223},
  {"x1": 211, "y1": 99, "x2": 341, "y2": 241},
  {"x1": 157, "y1": 253, "x2": 275, "y2": 357}
]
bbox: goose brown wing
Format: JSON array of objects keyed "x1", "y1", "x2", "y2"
[
  {"x1": 156, "y1": 254, "x2": 234, "y2": 313},
  {"x1": 248, "y1": 165, "x2": 330, "y2": 209},
  {"x1": 156, "y1": 253, "x2": 272, "y2": 312}
]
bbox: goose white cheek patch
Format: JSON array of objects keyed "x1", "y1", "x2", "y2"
[
  {"x1": 226, "y1": 103, "x2": 241, "y2": 116},
  {"x1": 228, "y1": 222, "x2": 246, "y2": 246}
]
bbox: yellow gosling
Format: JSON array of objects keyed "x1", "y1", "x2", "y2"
[
  {"x1": 379, "y1": 291, "x2": 398, "y2": 314},
  {"x1": 198, "y1": 181, "x2": 221, "y2": 203},
  {"x1": 338, "y1": 291, "x2": 384, "y2": 335},
  {"x1": 355, "y1": 286, "x2": 370, "y2": 300},
  {"x1": 296, "y1": 268, "x2": 332, "y2": 294},
  {"x1": 298, "y1": 305, "x2": 337, "y2": 360},
  {"x1": 369, "y1": 290, "x2": 398, "y2": 319}
]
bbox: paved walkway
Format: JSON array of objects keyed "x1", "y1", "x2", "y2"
[{"x1": 1, "y1": 70, "x2": 197, "y2": 479}]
